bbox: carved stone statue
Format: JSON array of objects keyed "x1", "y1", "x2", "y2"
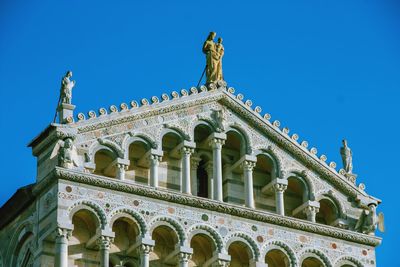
[
  {"x1": 60, "y1": 71, "x2": 75, "y2": 105},
  {"x1": 340, "y1": 139, "x2": 353, "y2": 174},
  {"x1": 215, "y1": 37, "x2": 224, "y2": 81},
  {"x1": 355, "y1": 204, "x2": 385, "y2": 235},
  {"x1": 58, "y1": 138, "x2": 79, "y2": 169},
  {"x1": 202, "y1": 32, "x2": 224, "y2": 83},
  {"x1": 212, "y1": 109, "x2": 226, "y2": 133}
]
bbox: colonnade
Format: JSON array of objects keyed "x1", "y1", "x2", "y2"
[{"x1": 94, "y1": 130, "x2": 323, "y2": 223}]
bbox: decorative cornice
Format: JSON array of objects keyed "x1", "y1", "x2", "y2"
[
  {"x1": 74, "y1": 88, "x2": 223, "y2": 134},
  {"x1": 54, "y1": 167, "x2": 381, "y2": 247}
]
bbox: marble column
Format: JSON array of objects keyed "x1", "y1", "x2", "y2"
[
  {"x1": 179, "y1": 252, "x2": 192, "y2": 267},
  {"x1": 191, "y1": 157, "x2": 201, "y2": 196},
  {"x1": 116, "y1": 163, "x2": 128, "y2": 180},
  {"x1": 242, "y1": 160, "x2": 256, "y2": 208},
  {"x1": 273, "y1": 183, "x2": 287, "y2": 216},
  {"x1": 150, "y1": 154, "x2": 161, "y2": 187},
  {"x1": 98, "y1": 236, "x2": 113, "y2": 267},
  {"x1": 139, "y1": 244, "x2": 153, "y2": 267},
  {"x1": 205, "y1": 162, "x2": 214, "y2": 199},
  {"x1": 210, "y1": 138, "x2": 225, "y2": 201},
  {"x1": 55, "y1": 228, "x2": 71, "y2": 267},
  {"x1": 181, "y1": 147, "x2": 194, "y2": 194}
]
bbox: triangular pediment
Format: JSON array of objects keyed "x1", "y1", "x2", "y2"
[{"x1": 34, "y1": 82, "x2": 378, "y2": 206}]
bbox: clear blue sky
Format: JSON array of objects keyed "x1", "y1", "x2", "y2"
[{"x1": 1, "y1": 0, "x2": 399, "y2": 265}]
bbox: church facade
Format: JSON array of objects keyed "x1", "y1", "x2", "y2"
[{"x1": 0, "y1": 80, "x2": 382, "y2": 267}]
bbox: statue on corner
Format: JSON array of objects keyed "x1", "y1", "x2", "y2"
[
  {"x1": 355, "y1": 204, "x2": 385, "y2": 235},
  {"x1": 60, "y1": 71, "x2": 76, "y2": 105},
  {"x1": 203, "y1": 32, "x2": 224, "y2": 83},
  {"x1": 58, "y1": 138, "x2": 79, "y2": 169},
  {"x1": 340, "y1": 139, "x2": 353, "y2": 174}
]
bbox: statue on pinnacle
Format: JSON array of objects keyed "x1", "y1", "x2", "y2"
[
  {"x1": 60, "y1": 71, "x2": 76, "y2": 105},
  {"x1": 202, "y1": 32, "x2": 224, "y2": 83}
]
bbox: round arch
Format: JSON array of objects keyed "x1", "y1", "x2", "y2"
[
  {"x1": 225, "y1": 232, "x2": 260, "y2": 261},
  {"x1": 316, "y1": 191, "x2": 346, "y2": 219},
  {"x1": 225, "y1": 125, "x2": 252, "y2": 155},
  {"x1": 160, "y1": 127, "x2": 189, "y2": 142},
  {"x1": 108, "y1": 207, "x2": 148, "y2": 237},
  {"x1": 88, "y1": 142, "x2": 119, "y2": 164},
  {"x1": 334, "y1": 256, "x2": 363, "y2": 267},
  {"x1": 190, "y1": 119, "x2": 216, "y2": 141},
  {"x1": 5, "y1": 219, "x2": 34, "y2": 266},
  {"x1": 68, "y1": 200, "x2": 107, "y2": 229},
  {"x1": 187, "y1": 224, "x2": 225, "y2": 253},
  {"x1": 122, "y1": 134, "x2": 155, "y2": 159},
  {"x1": 253, "y1": 148, "x2": 282, "y2": 179},
  {"x1": 299, "y1": 248, "x2": 332, "y2": 267},
  {"x1": 284, "y1": 170, "x2": 316, "y2": 201},
  {"x1": 148, "y1": 216, "x2": 186, "y2": 245},
  {"x1": 262, "y1": 240, "x2": 298, "y2": 267}
]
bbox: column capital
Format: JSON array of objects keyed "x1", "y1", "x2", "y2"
[
  {"x1": 97, "y1": 235, "x2": 114, "y2": 250},
  {"x1": 139, "y1": 244, "x2": 154, "y2": 254},
  {"x1": 262, "y1": 178, "x2": 288, "y2": 194},
  {"x1": 209, "y1": 138, "x2": 225, "y2": 148},
  {"x1": 241, "y1": 160, "x2": 256, "y2": 171},
  {"x1": 150, "y1": 153, "x2": 162, "y2": 162},
  {"x1": 272, "y1": 182, "x2": 287, "y2": 193},
  {"x1": 180, "y1": 146, "x2": 195, "y2": 155},
  {"x1": 179, "y1": 252, "x2": 192, "y2": 263},
  {"x1": 292, "y1": 200, "x2": 320, "y2": 220},
  {"x1": 191, "y1": 156, "x2": 201, "y2": 169},
  {"x1": 56, "y1": 227, "x2": 72, "y2": 240}
]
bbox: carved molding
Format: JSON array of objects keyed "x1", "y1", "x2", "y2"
[{"x1": 54, "y1": 168, "x2": 381, "y2": 247}]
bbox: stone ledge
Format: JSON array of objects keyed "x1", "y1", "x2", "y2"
[{"x1": 53, "y1": 167, "x2": 381, "y2": 247}]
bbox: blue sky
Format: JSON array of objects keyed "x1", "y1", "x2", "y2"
[{"x1": 0, "y1": 0, "x2": 399, "y2": 264}]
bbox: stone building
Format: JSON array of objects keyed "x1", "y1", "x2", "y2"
[{"x1": 0, "y1": 80, "x2": 382, "y2": 267}]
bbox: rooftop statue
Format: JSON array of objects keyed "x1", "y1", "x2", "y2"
[
  {"x1": 202, "y1": 32, "x2": 224, "y2": 83},
  {"x1": 355, "y1": 204, "x2": 385, "y2": 235},
  {"x1": 340, "y1": 139, "x2": 353, "y2": 174},
  {"x1": 60, "y1": 71, "x2": 76, "y2": 105}
]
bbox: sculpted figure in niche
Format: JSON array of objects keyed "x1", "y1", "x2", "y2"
[
  {"x1": 58, "y1": 138, "x2": 79, "y2": 169},
  {"x1": 202, "y1": 32, "x2": 224, "y2": 83},
  {"x1": 355, "y1": 204, "x2": 384, "y2": 235},
  {"x1": 60, "y1": 71, "x2": 76, "y2": 105},
  {"x1": 340, "y1": 139, "x2": 353, "y2": 174}
]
